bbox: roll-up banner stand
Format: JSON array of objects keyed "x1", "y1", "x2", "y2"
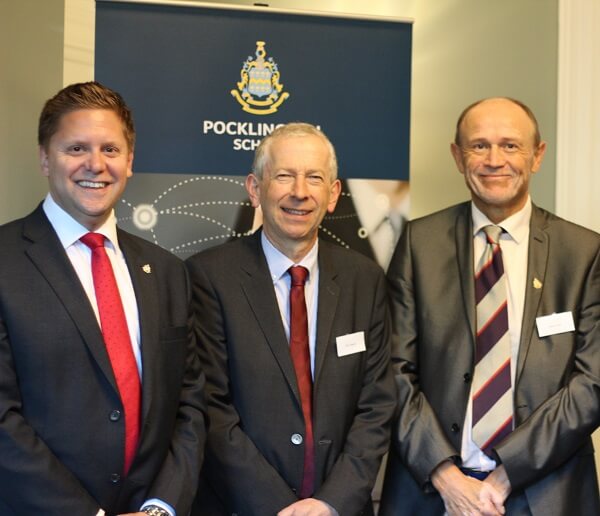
[{"x1": 96, "y1": 0, "x2": 412, "y2": 268}]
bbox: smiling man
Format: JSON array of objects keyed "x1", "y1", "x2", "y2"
[
  {"x1": 186, "y1": 123, "x2": 395, "y2": 516},
  {"x1": 0, "y1": 82, "x2": 206, "y2": 516},
  {"x1": 380, "y1": 98, "x2": 600, "y2": 516}
]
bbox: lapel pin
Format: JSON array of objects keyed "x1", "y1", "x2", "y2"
[
  {"x1": 533, "y1": 278, "x2": 542, "y2": 289},
  {"x1": 142, "y1": 264, "x2": 152, "y2": 274}
]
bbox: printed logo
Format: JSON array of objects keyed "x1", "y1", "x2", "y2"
[{"x1": 231, "y1": 41, "x2": 290, "y2": 115}]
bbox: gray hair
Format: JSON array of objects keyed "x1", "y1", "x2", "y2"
[{"x1": 252, "y1": 122, "x2": 338, "y2": 180}]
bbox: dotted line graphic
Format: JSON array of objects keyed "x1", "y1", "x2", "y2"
[
  {"x1": 154, "y1": 175, "x2": 246, "y2": 203},
  {"x1": 161, "y1": 200, "x2": 252, "y2": 212},
  {"x1": 318, "y1": 225, "x2": 349, "y2": 248},
  {"x1": 166, "y1": 210, "x2": 235, "y2": 232},
  {"x1": 169, "y1": 233, "x2": 241, "y2": 254}
]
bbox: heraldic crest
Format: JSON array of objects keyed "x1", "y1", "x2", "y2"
[{"x1": 231, "y1": 41, "x2": 290, "y2": 115}]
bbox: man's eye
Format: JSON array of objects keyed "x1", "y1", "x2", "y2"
[
  {"x1": 307, "y1": 175, "x2": 324, "y2": 184},
  {"x1": 275, "y1": 173, "x2": 293, "y2": 182}
]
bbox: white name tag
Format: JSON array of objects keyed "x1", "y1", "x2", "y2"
[
  {"x1": 336, "y1": 331, "x2": 366, "y2": 357},
  {"x1": 536, "y1": 311, "x2": 575, "y2": 338}
]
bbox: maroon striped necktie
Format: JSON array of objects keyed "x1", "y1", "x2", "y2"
[
  {"x1": 288, "y1": 265, "x2": 315, "y2": 498},
  {"x1": 472, "y1": 225, "x2": 513, "y2": 457},
  {"x1": 81, "y1": 232, "x2": 141, "y2": 474}
]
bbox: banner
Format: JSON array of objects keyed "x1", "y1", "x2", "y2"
[{"x1": 95, "y1": 0, "x2": 412, "y2": 267}]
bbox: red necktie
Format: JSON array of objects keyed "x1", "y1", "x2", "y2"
[
  {"x1": 80, "y1": 232, "x2": 141, "y2": 475},
  {"x1": 472, "y1": 225, "x2": 513, "y2": 457},
  {"x1": 288, "y1": 266, "x2": 314, "y2": 498}
]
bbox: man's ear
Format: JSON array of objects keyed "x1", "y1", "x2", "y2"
[
  {"x1": 245, "y1": 173, "x2": 261, "y2": 208},
  {"x1": 450, "y1": 142, "x2": 466, "y2": 175},
  {"x1": 39, "y1": 146, "x2": 50, "y2": 177},
  {"x1": 326, "y1": 179, "x2": 342, "y2": 214}
]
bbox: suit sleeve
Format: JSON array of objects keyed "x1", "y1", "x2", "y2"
[
  {"x1": 313, "y1": 267, "x2": 397, "y2": 514},
  {"x1": 495, "y1": 242, "x2": 600, "y2": 490},
  {"x1": 387, "y1": 222, "x2": 461, "y2": 487},
  {"x1": 0, "y1": 314, "x2": 101, "y2": 515},
  {"x1": 187, "y1": 258, "x2": 298, "y2": 514},
  {"x1": 146, "y1": 266, "x2": 207, "y2": 515}
]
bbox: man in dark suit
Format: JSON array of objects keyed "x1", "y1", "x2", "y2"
[
  {"x1": 187, "y1": 123, "x2": 396, "y2": 516},
  {"x1": 380, "y1": 97, "x2": 600, "y2": 515},
  {"x1": 0, "y1": 82, "x2": 206, "y2": 516}
]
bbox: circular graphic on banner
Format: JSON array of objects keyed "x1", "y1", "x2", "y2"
[{"x1": 133, "y1": 203, "x2": 159, "y2": 230}]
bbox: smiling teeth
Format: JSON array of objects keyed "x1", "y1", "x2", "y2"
[
  {"x1": 284, "y1": 208, "x2": 308, "y2": 215},
  {"x1": 78, "y1": 181, "x2": 106, "y2": 189}
]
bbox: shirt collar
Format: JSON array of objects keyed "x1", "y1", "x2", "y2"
[
  {"x1": 42, "y1": 193, "x2": 120, "y2": 251},
  {"x1": 260, "y1": 231, "x2": 319, "y2": 284},
  {"x1": 471, "y1": 196, "x2": 532, "y2": 244}
]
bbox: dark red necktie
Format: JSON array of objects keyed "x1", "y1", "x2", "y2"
[
  {"x1": 80, "y1": 232, "x2": 141, "y2": 475},
  {"x1": 288, "y1": 266, "x2": 314, "y2": 498}
]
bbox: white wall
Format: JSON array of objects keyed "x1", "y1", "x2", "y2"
[{"x1": 0, "y1": 0, "x2": 64, "y2": 222}]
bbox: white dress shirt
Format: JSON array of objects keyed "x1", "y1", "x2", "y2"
[
  {"x1": 460, "y1": 197, "x2": 532, "y2": 471},
  {"x1": 43, "y1": 194, "x2": 142, "y2": 376},
  {"x1": 261, "y1": 231, "x2": 319, "y2": 376}
]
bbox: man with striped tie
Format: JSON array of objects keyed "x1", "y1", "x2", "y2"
[{"x1": 380, "y1": 97, "x2": 600, "y2": 516}]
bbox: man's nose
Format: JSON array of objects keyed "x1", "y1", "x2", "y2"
[
  {"x1": 291, "y1": 175, "x2": 309, "y2": 198},
  {"x1": 86, "y1": 150, "x2": 105, "y2": 173},
  {"x1": 485, "y1": 144, "x2": 506, "y2": 167}
]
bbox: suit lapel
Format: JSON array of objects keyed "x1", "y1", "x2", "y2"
[
  {"x1": 118, "y1": 230, "x2": 160, "y2": 425},
  {"x1": 515, "y1": 205, "x2": 549, "y2": 383},
  {"x1": 455, "y1": 204, "x2": 477, "y2": 352},
  {"x1": 22, "y1": 207, "x2": 118, "y2": 393},
  {"x1": 313, "y1": 245, "x2": 340, "y2": 388},
  {"x1": 239, "y1": 233, "x2": 301, "y2": 402}
]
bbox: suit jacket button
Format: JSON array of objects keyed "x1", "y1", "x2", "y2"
[
  {"x1": 109, "y1": 409, "x2": 121, "y2": 421},
  {"x1": 451, "y1": 423, "x2": 460, "y2": 433},
  {"x1": 291, "y1": 433, "x2": 303, "y2": 445},
  {"x1": 463, "y1": 372, "x2": 472, "y2": 383},
  {"x1": 110, "y1": 473, "x2": 121, "y2": 483}
]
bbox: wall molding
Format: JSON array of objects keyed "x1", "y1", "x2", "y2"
[{"x1": 556, "y1": 0, "x2": 600, "y2": 232}]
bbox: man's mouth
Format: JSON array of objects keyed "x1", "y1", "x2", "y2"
[
  {"x1": 78, "y1": 180, "x2": 108, "y2": 189},
  {"x1": 282, "y1": 207, "x2": 310, "y2": 216}
]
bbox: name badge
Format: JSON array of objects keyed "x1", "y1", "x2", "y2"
[
  {"x1": 336, "y1": 331, "x2": 366, "y2": 357},
  {"x1": 536, "y1": 311, "x2": 575, "y2": 338}
]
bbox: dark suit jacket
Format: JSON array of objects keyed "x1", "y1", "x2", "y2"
[
  {"x1": 0, "y1": 205, "x2": 206, "y2": 515},
  {"x1": 379, "y1": 202, "x2": 600, "y2": 516},
  {"x1": 186, "y1": 231, "x2": 396, "y2": 516}
]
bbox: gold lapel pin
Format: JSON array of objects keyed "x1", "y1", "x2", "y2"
[
  {"x1": 533, "y1": 278, "x2": 542, "y2": 289},
  {"x1": 142, "y1": 264, "x2": 152, "y2": 274}
]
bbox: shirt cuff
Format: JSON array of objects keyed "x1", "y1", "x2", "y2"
[{"x1": 141, "y1": 498, "x2": 175, "y2": 516}]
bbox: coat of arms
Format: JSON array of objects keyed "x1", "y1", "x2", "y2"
[{"x1": 231, "y1": 41, "x2": 290, "y2": 115}]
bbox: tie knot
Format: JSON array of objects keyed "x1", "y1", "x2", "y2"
[
  {"x1": 80, "y1": 232, "x2": 106, "y2": 250},
  {"x1": 289, "y1": 266, "x2": 308, "y2": 286},
  {"x1": 483, "y1": 225, "x2": 503, "y2": 245}
]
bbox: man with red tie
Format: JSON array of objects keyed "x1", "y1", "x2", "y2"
[
  {"x1": 186, "y1": 123, "x2": 396, "y2": 515},
  {"x1": 0, "y1": 82, "x2": 206, "y2": 516},
  {"x1": 380, "y1": 98, "x2": 600, "y2": 515}
]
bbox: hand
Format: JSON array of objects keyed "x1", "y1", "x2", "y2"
[
  {"x1": 431, "y1": 461, "x2": 504, "y2": 516},
  {"x1": 278, "y1": 498, "x2": 338, "y2": 516},
  {"x1": 483, "y1": 465, "x2": 512, "y2": 504}
]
